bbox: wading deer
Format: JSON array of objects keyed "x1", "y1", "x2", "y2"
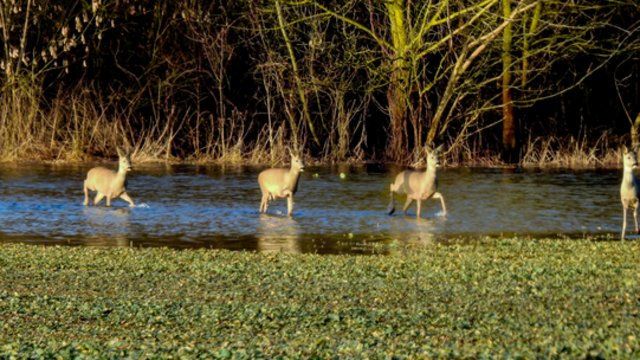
[
  {"x1": 620, "y1": 145, "x2": 639, "y2": 240},
  {"x1": 387, "y1": 145, "x2": 447, "y2": 218},
  {"x1": 83, "y1": 147, "x2": 135, "y2": 207},
  {"x1": 258, "y1": 150, "x2": 305, "y2": 217}
]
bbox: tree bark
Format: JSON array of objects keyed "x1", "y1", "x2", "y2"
[
  {"x1": 632, "y1": 112, "x2": 640, "y2": 148},
  {"x1": 501, "y1": 0, "x2": 517, "y2": 164},
  {"x1": 385, "y1": 0, "x2": 410, "y2": 161}
]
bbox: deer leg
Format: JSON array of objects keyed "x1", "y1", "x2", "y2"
[
  {"x1": 402, "y1": 197, "x2": 413, "y2": 215},
  {"x1": 120, "y1": 192, "x2": 135, "y2": 207},
  {"x1": 416, "y1": 199, "x2": 422, "y2": 219},
  {"x1": 622, "y1": 204, "x2": 627, "y2": 240},
  {"x1": 433, "y1": 192, "x2": 447, "y2": 217},
  {"x1": 387, "y1": 183, "x2": 397, "y2": 215},
  {"x1": 634, "y1": 203, "x2": 639, "y2": 234},
  {"x1": 94, "y1": 193, "x2": 105, "y2": 206},
  {"x1": 83, "y1": 181, "x2": 89, "y2": 206},
  {"x1": 106, "y1": 195, "x2": 112, "y2": 207},
  {"x1": 287, "y1": 194, "x2": 294, "y2": 217},
  {"x1": 260, "y1": 193, "x2": 269, "y2": 213}
]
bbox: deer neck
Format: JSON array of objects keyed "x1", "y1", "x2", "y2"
[
  {"x1": 622, "y1": 166, "x2": 636, "y2": 186},
  {"x1": 114, "y1": 166, "x2": 128, "y2": 188},
  {"x1": 418, "y1": 165, "x2": 437, "y2": 193},
  {"x1": 424, "y1": 165, "x2": 437, "y2": 182},
  {"x1": 287, "y1": 167, "x2": 302, "y2": 194}
]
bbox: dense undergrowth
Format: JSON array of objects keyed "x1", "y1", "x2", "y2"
[
  {"x1": 0, "y1": 84, "x2": 625, "y2": 168},
  {"x1": 0, "y1": 85, "x2": 625, "y2": 167},
  {"x1": 0, "y1": 1, "x2": 638, "y2": 166},
  {"x1": 0, "y1": 238, "x2": 639, "y2": 358}
]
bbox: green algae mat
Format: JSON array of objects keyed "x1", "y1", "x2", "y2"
[{"x1": 1, "y1": 239, "x2": 639, "y2": 358}]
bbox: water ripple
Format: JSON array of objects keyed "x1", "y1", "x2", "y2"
[{"x1": 0, "y1": 164, "x2": 624, "y2": 253}]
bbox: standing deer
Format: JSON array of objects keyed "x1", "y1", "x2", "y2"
[
  {"x1": 620, "y1": 145, "x2": 639, "y2": 240},
  {"x1": 387, "y1": 145, "x2": 447, "y2": 218},
  {"x1": 83, "y1": 147, "x2": 135, "y2": 207},
  {"x1": 258, "y1": 150, "x2": 305, "y2": 217}
]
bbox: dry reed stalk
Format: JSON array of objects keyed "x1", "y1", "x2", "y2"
[
  {"x1": 445, "y1": 140, "x2": 502, "y2": 167},
  {"x1": 521, "y1": 134, "x2": 620, "y2": 169},
  {"x1": 248, "y1": 124, "x2": 289, "y2": 165},
  {"x1": 0, "y1": 78, "x2": 49, "y2": 161}
]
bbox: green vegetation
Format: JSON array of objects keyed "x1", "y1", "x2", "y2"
[{"x1": 1, "y1": 239, "x2": 639, "y2": 358}]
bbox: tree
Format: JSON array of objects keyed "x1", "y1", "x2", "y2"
[{"x1": 311, "y1": 0, "x2": 542, "y2": 161}]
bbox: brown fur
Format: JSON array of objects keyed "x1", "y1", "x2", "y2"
[
  {"x1": 388, "y1": 145, "x2": 447, "y2": 218},
  {"x1": 258, "y1": 152, "x2": 305, "y2": 217},
  {"x1": 83, "y1": 148, "x2": 135, "y2": 207},
  {"x1": 620, "y1": 145, "x2": 639, "y2": 239}
]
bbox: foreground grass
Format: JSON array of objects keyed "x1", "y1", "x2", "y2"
[{"x1": 0, "y1": 239, "x2": 639, "y2": 358}]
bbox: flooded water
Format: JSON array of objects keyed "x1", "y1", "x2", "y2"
[{"x1": 0, "y1": 163, "x2": 624, "y2": 254}]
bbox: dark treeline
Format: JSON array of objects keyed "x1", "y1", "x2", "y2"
[{"x1": 0, "y1": 0, "x2": 638, "y2": 165}]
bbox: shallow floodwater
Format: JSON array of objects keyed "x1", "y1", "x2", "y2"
[{"x1": 0, "y1": 163, "x2": 624, "y2": 254}]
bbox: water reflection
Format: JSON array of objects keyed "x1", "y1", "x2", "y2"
[
  {"x1": 0, "y1": 163, "x2": 624, "y2": 254},
  {"x1": 256, "y1": 214, "x2": 301, "y2": 253},
  {"x1": 387, "y1": 216, "x2": 439, "y2": 247},
  {"x1": 82, "y1": 206, "x2": 132, "y2": 247}
]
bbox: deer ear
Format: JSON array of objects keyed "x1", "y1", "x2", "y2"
[
  {"x1": 290, "y1": 145, "x2": 301, "y2": 158},
  {"x1": 116, "y1": 147, "x2": 125, "y2": 157},
  {"x1": 424, "y1": 144, "x2": 433, "y2": 154},
  {"x1": 623, "y1": 145, "x2": 629, "y2": 154}
]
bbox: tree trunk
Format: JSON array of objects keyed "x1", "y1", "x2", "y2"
[
  {"x1": 521, "y1": 1, "x2": 542, "y2": 88},
  {"x1": 385, "y1": 0, "x2": 410, "y2": 161},
  {"x1": 501, "y1": 0, "x2": 518, "y2": 164},
  {"x1": 632, "y1": 112, "x2": 640, "y2": 148}
]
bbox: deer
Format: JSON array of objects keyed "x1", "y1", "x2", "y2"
[
  {"x1": 258, "y1": 150, "x2": 305, "y2": 217},
  {"x1": 83, "y1": 147, "x2": 135, "y2": 207},
  {"x1": 387, "y1": 145, "x2": 447, "y2": 219},
  {"x1": 620, "y1": 145, "x2": 639, "y2": 240}
]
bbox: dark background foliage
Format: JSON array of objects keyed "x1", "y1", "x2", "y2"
[{"x1": 0, "y1": 0, "x2": 638, "y2": 164}]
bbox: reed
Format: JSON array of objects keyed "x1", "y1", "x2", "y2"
[
  {"x1": 0, "y1": 83, "x2": 160, "y2": 163},
  {"x1": 0, "y1": 77, "x2": 627, "y2": 167},
  {"x1": 520, "y1": 134, "x2": 619, "y2": 168},
  {"x1": 0, "y1": 77, "x2": 47, "y2": 160},
  {"x1": 445, "y1": 139, "x2": 504, "y2": 167}
]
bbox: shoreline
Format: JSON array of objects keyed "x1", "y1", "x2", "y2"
[{"x1": 0, "y1": 156, "x2": 624, "y2": 170}]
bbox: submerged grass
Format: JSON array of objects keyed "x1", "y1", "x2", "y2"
[{"x1": 1, "y1": 238, "x2": 639, "y2": 358}]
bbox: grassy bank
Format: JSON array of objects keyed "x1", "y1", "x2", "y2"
[{"x1": 1, "y1": 239, "x2": 639, "y2": 358}]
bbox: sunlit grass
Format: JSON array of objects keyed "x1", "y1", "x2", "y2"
[{"x1": 1, "y1": 238, "x2": 639, "y2": 358}]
